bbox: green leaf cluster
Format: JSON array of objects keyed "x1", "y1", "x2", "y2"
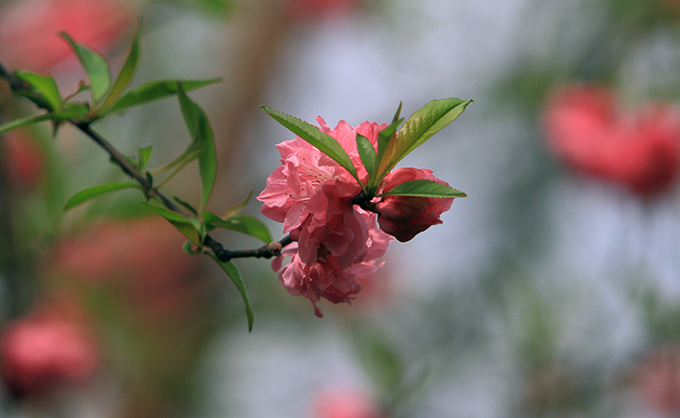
[
  {"x1": 0, "y1": 21, "x2": 220, "y2": 135},
  {"x1": 0, "y1": 22, "x2": 272, "y2": 330},
  {"x1": 262, "y1": 98, "x2": 472, "y2": 201}
]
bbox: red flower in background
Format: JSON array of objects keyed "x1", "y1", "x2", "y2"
[
  {"x1": 312, "y1": 385, "x2": 385, "y2": 418},
  {"x1": 634, "y1": 344, "x2": 680, "y2": 414},
  {"x1": 47, "y1": 217, "x2": 206, "y2": 320},
  {"x1": 0, "y1": 0, "x2": 135, "y2": 72},
  {"x1": 543, "y1": 85, "x2": 680, "y2": 196},
  {"x1": 0, "y1": 300, "x2": 99, "y2": 397},
  {"x1": 1, "y1": 130, "x2": 45, "y2": 189},
  {"x1": 287, "y1": 0, "x2": 362, "y2": 18}
]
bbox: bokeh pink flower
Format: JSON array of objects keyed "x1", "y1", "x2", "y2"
[
  {"x1": 0, "y1": 0, "x2": 135, "y2": 72},
  {"x1": 376, "y1": 167, "x2": 454, "y2": 242},
  {"x1": 543, "y1": 84, "x2": 680, "y2": 196},
  {"x1": 47, "y1": 217, "x2": 206, "y2": 320},
  {"x1": 0, "y1": 300, "x2": 99, "y2": 397},
  {"x1": 312, "y1": 385, "x2": 385, "y2": 418},
  {"x1": 287, "y1": 0, "x2": 362, "y2": 19},
  {"x1": 634, "y1": 344, "x2": 680, "y2": 414},
  {"x1": 1, "y1": 130, "x2": 45, "y2": 189}
]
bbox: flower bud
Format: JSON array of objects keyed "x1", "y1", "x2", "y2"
[{"x1": 376, "y1": 167, "x2": 454, "y2": 242}]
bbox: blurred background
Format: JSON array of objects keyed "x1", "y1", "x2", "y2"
[{"x1": 2, "y1": 0, "x2": 680, "y2": 417}]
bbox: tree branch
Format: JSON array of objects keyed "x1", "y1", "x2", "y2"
[{"x1": 0, "y1": 62, "x2": 291, "y2": 262}]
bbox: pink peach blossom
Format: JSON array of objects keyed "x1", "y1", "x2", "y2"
[
  {"x1": 272, "y1": 213, "x2": 391, "y2": 317},
  {"x1": 0, "y1": 0, "x2": 135, "y2": 72},
  {"x1": 259, "y1": 117, "x2": 392, "y2": 315},
  {"x1": 1, "y1": 302, "x2": 99, "y2": 396},
  {"x1": 376, "y1": 167, "x2": 454, "y2": 242},
  {"x1": 257, "y1": 117, "x2": 387, "y2": 262},
  {"x1": 543, "y1": 85, "x2": 680, "y2": 196}
]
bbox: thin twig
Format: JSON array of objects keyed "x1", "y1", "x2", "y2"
[{"x1": 0, "y1": 62, "x2": 290, "y2": 262}]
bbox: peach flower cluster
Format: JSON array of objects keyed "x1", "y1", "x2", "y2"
[{"x1": 258, "y1": 117, "x2": 453, "y2": 316}]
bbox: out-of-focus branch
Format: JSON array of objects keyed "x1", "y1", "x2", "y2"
[{"x1": 211, "y1": 0, "x2": 292, "y2": 205}]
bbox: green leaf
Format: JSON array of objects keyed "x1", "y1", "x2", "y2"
[
  {"x1": 177, "y1": 85, "x2": 217, "y2": 213},
  {"x1": 371, "y1": 117, "x2": 403, "y2": 190},
  {"x1": 15, "y1": 71, "x2": 63, "y2": 111},
  {"x1": 355, "y1": 134, "x2": 376, "y2": 180},
  {"x1": 261, "y1": 106, "x2": 361, "y2": 186},
  {"x1": 173, "y1": 196, "x2": 199, "y2": 216},
  {"x1": 64, "y1": 182, "x2": 142, "y2": 211},
  {"x1": 378, "y1": 98, "x2": 471, "y2": 177},
  {"x1": 203, "y1": 212, "x2": 273, "y2": 244},
  {"x1": 136, "y1": 146, "x2": 153, "y2": 170},
  {"x1": 0, "y1": 114, "x2": 61, "y2": 135},
  {"x1": 101, "y1": 21, "x2": 141, "y2": 110},
  {"x1": 142, "y1": 202, "x2": 201, "y2": 245},
  {"x1": 0, "y1": 107, "x2": 91, "y2": 135},
  {"x1": 107, "y1": 78, "x2": 221, "y2": 113},
  {"x1": 352, "y1": 330, "x2": 404, "y2": 393},
  {"x1": 379, "y1": 179, "x2": 467, "y2": 198},
  {"x1": 391, "y1": 101, "x2": 403, "y2": 124},
  {"x1": 60, "y1": 32, "x2": 111, "y2": 104},
  {"x1": 221, "y1": 190, "x2": 253, "y2": 219},
  {"x1": 208, "y1": 255, "x2": 254, "y2": 332}
]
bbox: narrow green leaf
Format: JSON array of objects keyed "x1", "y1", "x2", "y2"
[
  {"x1": 108, "y1": 78, "x2": 222, "y2": 113},
  {"x1": 64, "y1": 182, "x2": 141, "y2": 211},
  {"x1": 208, "y1": 255, "x2": 254, "y2": 332},
  {"x1": 136, "y1": 146, "x2": 152, "y2": 170},
  {"x1": 355, "y1": 134, "x2": 376, "y2": 180},
  {"x1": 177, "y1": 85, "x2": 217, "y2": 213},
  {"x1": 372, "y1": 118, "x2": 403, "y2": 190},
  {"x1": 378, "y1": 98, "x2": 472, "y2": 177},
  {"x1": 261, "y1": 106, "x2": 361, "y2": 185},
  {"x1": 173, "y1": 196, "x2": 199, "y2": 216},
  {"x1": 15, "y1": 71, "x2": 63, "y2": 111},
  {"x1": 0, "y1": 107, "x2": 91, "y2": 135},
  {"x1": 378, "y1": 179, "x2": 467, "y2": 198},
  {"x1": 101, "y1": 21, "x2": 141, "y2": 110},
  {"x1": 142, "y1": 202, "x2": 201, "y2": 244},
  {"x1": 221, "y1": 190, "x2": 253, "y2": 219},
  {"x1": 60, "y1": 32, "x2": 111, "y2": 104},
  {"x1": 392, "y1": 101, "x2": 403, "y2": 124},
  {"x1": 0, "y1": 114, "x2": 61, "y2": 135},
  {"x1": 203, "y1": 212, "x2": 273, "y2": 244}
]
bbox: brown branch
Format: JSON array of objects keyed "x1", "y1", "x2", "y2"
[{"x1": 0, "y1": 61, "x2": 290, "y2": 263}]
